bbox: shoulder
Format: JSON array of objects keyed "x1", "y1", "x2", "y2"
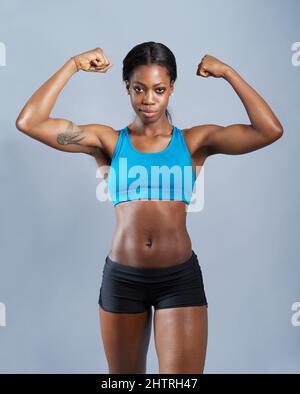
[
  {"x1": 91, "y1": 124, "x2": 120, "y2": 145},
  {"x1": 182, "y1": 124, "x2": 220, "y2": 138},
  {"x1": 181, "y1": 124, "x2": 221, "y2": 155},
  {"x1": 92, "y1": 124, "x2": 117, "y2": 137},
  {"x1": 92, "y1": 125, "x2": 124, "y2": 159}
]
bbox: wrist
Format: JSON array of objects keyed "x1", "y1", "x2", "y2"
[
  {"x1": 222, "y1": 65, "x2": 234, "y2": 80},
  {"x1": 69, "y1": 56, "x2": 80, "y2": 73}
]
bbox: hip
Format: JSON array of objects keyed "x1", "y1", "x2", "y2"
[{"x1": 99, "y1": 249, "x2": 208, "y2": 312}]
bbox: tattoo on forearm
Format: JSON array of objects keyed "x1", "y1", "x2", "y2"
[{"x1": 57, "y1": 121, "x2": 85, "y2": 146}]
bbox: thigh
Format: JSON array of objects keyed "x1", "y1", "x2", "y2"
[
  {"x1": 98, "y1": 256, "x2": 154, "y2": 373},
  {"x1": 154, "y1": 305, "x2": 208, "y2": 374},
  {"x1": 99, "y1": 306, "x2": 153, "y2": 374}
]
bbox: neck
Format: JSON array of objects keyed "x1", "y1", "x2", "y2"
[{"x1": 129, "y1": 116, "x2": 172, "y2": 137}]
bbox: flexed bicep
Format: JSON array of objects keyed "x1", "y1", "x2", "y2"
[
  {"x1": 54, "y1": 119, "x2": 95, "y2": 150},
  {"x1": 186, "y1": 123, "x2": 283, "y2": 157},
  {"x1": 16, "y1": 117, "x2": 113, "y2": 155},
  {"x1": 204, "y1": 123, "x2": 282, "y2": 155}
]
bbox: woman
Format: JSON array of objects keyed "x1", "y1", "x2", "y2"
[{"x1": 16, "y1": 42, "x2": 283, "y2": 374}]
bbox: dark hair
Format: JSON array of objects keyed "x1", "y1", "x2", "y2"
[{"x1": 122, "y1": 41, "x2": 177, "y2": 123}]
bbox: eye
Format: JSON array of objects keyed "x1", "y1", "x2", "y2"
[{"x1": 133, "y1": 86, "x2": 166, "y2": 94}]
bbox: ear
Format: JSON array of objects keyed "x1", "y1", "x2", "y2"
[
  {"x1": 170, "y1": 81, "x2": 175, "y2": 95},
  {"x1": 125, "y1": 80, "x2": 130, "y2": 94}
]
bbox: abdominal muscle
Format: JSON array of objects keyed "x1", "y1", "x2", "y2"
[{"x1": 108, "y1": 199, "x2": 193, "y2": 268}]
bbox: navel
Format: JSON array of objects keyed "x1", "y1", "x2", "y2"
[{"x1": 145, "y1": 237, "x2": 153, "y2": 248}]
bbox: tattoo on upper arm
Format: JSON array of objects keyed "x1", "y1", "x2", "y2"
[{"x1": 56, "y1": 121, "x2": 85, "y2": 146}]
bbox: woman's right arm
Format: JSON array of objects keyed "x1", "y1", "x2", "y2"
[{"x1": 15, "y1": 48, "x2": 113, "y2": 156}]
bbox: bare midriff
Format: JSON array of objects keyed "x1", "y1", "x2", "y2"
[{"x1": 108, "y1": 199, "x2": 193, "y2": 268}]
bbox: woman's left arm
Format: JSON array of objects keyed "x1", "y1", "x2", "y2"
[{"x1": 191, "y1": 55, "x2": 284, "y2": 155}]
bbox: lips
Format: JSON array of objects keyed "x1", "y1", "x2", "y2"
[
  {"x1": 140, "y1": 110, "x2": 158, "y2": 117},
  {"x1": 140, "y1": 109, "x2": 157, "y2": 113}
]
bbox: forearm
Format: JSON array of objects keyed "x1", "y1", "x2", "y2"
[
  {"x1": 223, "y1": 66, "x2": 283, "y2": 136},
  {"x1": 16, "y1": 58, "x2": 78, "y2": 127}
]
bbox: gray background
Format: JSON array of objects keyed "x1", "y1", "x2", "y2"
[{"x1": 0, "y1": 0, "x2": 299, "y2": 373}]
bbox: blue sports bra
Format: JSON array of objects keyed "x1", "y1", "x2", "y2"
[{"x1": 107, "y1": 125, "x2": 196, "y2": 206}]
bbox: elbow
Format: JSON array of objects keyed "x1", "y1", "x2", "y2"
[
  {"x1": 274, "y1": 120, "x2": 284, "y2": 138},
  {"x1": 257, "y1": 122, "x2": 284, "y2": 142},
  {"x1": 268, "y1": 129, "x2": 283, "y2": 145},
  {"x1": 273, "y1": 126, "x2": 284, "y2": 140},
  {"x1": 15, "y1": 117, "x2": 29, "y2": 133},
  {"x1": 268, "y1": 123, "x2": 284, "y2": 142}
]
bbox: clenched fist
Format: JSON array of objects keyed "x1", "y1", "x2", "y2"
[
  {"x1": 196, "y1": 54, "x2": 229, "y2": 78},
  {"x1": 72, "y1": 47, "x2": 112, "y2": 73}
]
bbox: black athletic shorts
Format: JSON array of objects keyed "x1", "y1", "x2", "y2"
[{"x1": 98, "y1": 250, "x2": 208, "y2": 313}]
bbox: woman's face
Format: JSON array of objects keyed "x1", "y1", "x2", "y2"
[{"x1": 126, "y1": 64, "x2": 174, "y2": 121}]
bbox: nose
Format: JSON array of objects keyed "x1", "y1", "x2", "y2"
[{"x1": 142, "y1": 90, "x2": 155, "y2": 104}]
